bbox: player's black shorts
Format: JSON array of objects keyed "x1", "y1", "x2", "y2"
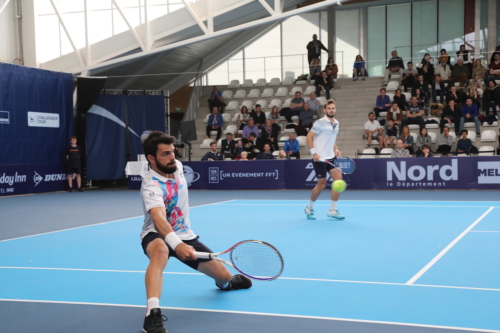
[
  {"x1": 141, "y1": 232, "x2": 213, "y2": 270},
  {"x1": 312, "y1": 157, "x2": 337, "y2": 179},
  {"x1": 67, "y1": 166, "x2": 81, "y2": 174}
]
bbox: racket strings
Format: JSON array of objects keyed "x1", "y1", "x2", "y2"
[{"x1": 230, "y1": 242, "x2": 283, "y2": 280}]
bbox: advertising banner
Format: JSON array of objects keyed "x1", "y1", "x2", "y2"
[{"x1": 0, "y1": 164, "x2": 67, "y2": 197}]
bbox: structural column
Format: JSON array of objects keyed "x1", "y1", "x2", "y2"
[
  {"x1": 327, "y1": 5, "x2": 335, "y2": 59},
  {"x1": 487, "y1": 0, "x2": 497, "y2": 57}
]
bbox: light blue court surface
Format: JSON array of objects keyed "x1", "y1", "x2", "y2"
[{"x1": 1, "y1": 200, "x2": 499, "y2": 332}]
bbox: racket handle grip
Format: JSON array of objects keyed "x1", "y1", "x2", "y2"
[{"x1": 194, "y1": 251, "x2": 212, "y2": 259}]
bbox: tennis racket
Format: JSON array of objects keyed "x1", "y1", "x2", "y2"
[
  {"x1": 194, "y1": 240, "x2": 284, "y2": 281},
  {"x1": 325, "y1": 156, "x2": 356, "y2": 174}
]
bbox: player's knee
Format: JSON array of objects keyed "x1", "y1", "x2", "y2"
[
  {"x1": 150, "y1": 243, "x2": 169, "y2": 261},
  {"x1": 317, "y1": 178, "x2": 327, "y2": 186}
]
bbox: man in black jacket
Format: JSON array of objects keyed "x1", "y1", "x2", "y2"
[
  {"x1": 412, "y1": 75, "x2": 429, "y2": 106},
  {"x1": 250, "y1": 104, "x2": 266, "y2": 128},
  {"x1": 255, "y1": 143, "x2": 275, "y2": 160},
  {"x1": 306, "y1": 34, "x2": 328, "y2": 64},
  {"x1": 440, "y1": 99, "x2": 461, "y2": 135},
  {"x1": 221, "y1": 133, "x2": 236, "y2": 160},
  {"x1": 244, "y1": 133, "x2": 263, "y2": 160},
  {"x1": 432, "y1": 74, "x2": 446, "y2": 104},
  {"x1": 384, "y1": 51, "x2": 405, "y2": 86},
  {"x1": 201, "y1": 142, "x2": 223, "y2": 161}
]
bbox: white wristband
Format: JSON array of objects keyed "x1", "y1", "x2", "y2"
[
  {"x1": 165, "y1": 232, "x2": 182, "y2": 250},
  {"x1": 310, "y1": 148, "x2": 317, "y2": 155}
]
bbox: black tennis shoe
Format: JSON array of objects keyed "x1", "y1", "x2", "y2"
[
  {"x1": 217, "y1": 274, "x2": 252, "y2": 291},
  {"x1": 143, "y1": 308, "x2": 168, "y2": 333}
]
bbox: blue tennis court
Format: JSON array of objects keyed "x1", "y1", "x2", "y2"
[{"x1": 1, "y1": 192, "x2": 499, "y2": 333}]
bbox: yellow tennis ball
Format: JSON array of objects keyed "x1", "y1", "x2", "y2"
[{"x1": 332, "y1": 180, "x2": 347, "y2": 192}]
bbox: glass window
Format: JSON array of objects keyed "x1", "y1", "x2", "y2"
[
  {"x1": 387, "y1": 4, "x2": 411, "y2": 65},
  {"x1": 207, "y1": 61, "x2": 228, "y2": 86},
  {"x1": 438, "y1": 0, "x2": 464, "y2": 63},
  {"x1": 36, "y1": 15, "x2": 61, "y2": 63},
  {"x1": 335, "y1": 9, "x2": 359, "y2": 77},
  {"x1": 60, "y1": 12, "x2": 86, "y2": 54},
  {"x1": 412, "y1": 1, "x2": 438, "y2": 65},
  {"x1": 244, "y1": 25, "x2": 281, "y2": 81},
  {"x1": 228, "y1": 51, "x2": 244, "y2": 83},
  {"x1": 367, "y1": 6, "x2": 386, "y2": 76},
  {"x1": 89, "y1": 10, "x2": 113, "y2": 44}
]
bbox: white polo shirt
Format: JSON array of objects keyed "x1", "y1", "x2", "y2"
[
  {"x1": 310, "y1": 116, "x2": 340, "y2": 160},
  {"x1": 364, "y1": 120, "x2": 382, "y2": 133},
  {"x1": 140, "y1": 160, "x2": 197, "y2": 241}
]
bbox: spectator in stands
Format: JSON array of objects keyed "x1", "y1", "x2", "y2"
[
  {"x1": 306, "y1": 34, "x2": 328, "y2": 65},
  {"x1": 353, "y1": 55, "x2": 367, "y2": 81},
  {"x1": 326, "y1": 68, "x2": 336, "y2": 89},
  {"x1": 251, "y1": 104, "x2": 266, "y2": 129},
  {"x1": 284, "y1": 133, "x2": 300, "y2": 159},
  {"x1": 439, "y1": 49, "x2": 451, "y2": 67},
  {"x1": 459, "y1": 97, "x2": 481, "y2": 137},
  {"x1": 66, "y1": 136, "x2": 82, "y2": 192},
  {"x1": 487, "y1": 52, "x2": 500, "y2": 83},
  {"x1": 234, "y1": 140, "x2": 244, "y2": 159},
  {"x1": 415, "y1": 128, "x2": 433, "y2": 157},
  {"x1": 221, "y1": 133, "x2": 236, "y2": 160},
  {"x1": 402, "y1": 62, "x2": 418, "y2": 92},
  {"x1": 315, "y1": 71, "x2": 332, "y2": 99},
  {"x1": 276, "y1": 150, "x2": 289, "y2": 160},
  {"x1": 324, "y1": 57, "x2": 338, "y2": 79},
  {"x1": 432, "y1": 74, "x2": 446, "y2": 104},
  {"x1": 451, "y1": 59, "x2": 470, "y2": 88},
  {"x1": 307, "y1": 92, "x2": 321, "y2": 112},
  {"x1": 239, "y1": 151, "x2": 249, "y2": 161},
  {"x1": 208, "y1": 86, "x2": 224, "y2": 113},
  {"x1": 269, "y1": 106, "x2": 282, "y2": 130},
  {"x1": 436, "y1": 56, "x2": 453, "y2": 90},
  {"x1": 206, "y1": 107, "x2": 223, "y2": 140},
  {"x1": 384, "y1": 118, "x2": 398, "y2": 149},
  {"x1": 201, "y1": 142, "x2": 223, "y2": 161},
  {"x1": 309, "y1": 58, "x2": 322, "y2": 80},
  {"x1": 399, "y1": 125, "x2": 414, "y2": 154},
  {"x1": 391, "y1": 138, "x2": 410, "y2": 158},
  {"x1": 364, "y1": 112, "x2": 384, "y2": 149},
  {"x1": 412, "y1": 75, "x2": 429, "y2": 106},
  {"x1": 465, "y1": 83, "x2": 481, "y2": 109},
  {"x1": 436, "y1": 126, "x2": 454, "y2": 156},
  {"x1": 244, "y1": 132, "x2": 262, "y2": 159},
  {"x1": 419, "y1": 144, "x2": 433, "y2": 158},
  {"x1": 236, "y1": 106, "x2": 251, "y2": 130},
  {"x1": 413, "y1": 88, "x2": 426, "y2": 111},
  {"x1": 261, "y1": 119, "x2": 279, "y2": 151},
  {"x1": 402, "y1": 96, "x2": 424, "y2": 131},
  {"x1": 374, "y1": 88, "x2": 391, "y2": 117},
  {"x1": 421, "y1": 53, "x2": 434, "y2": 67},
  {"x1": 282, "y1": 91, "x2": 305, "y2": 123},
  {"x1": 255, "y1": 143, "x2": 275, "y2": 160},
  {"x1": 383, "y1": 51, "x2": 404, "y2": 86},
  {"x1": 242, "y1": 119, "x2": 260, "y2": 140},
  {"x1": 454, "y1": 129, "x2": 472, "y2": 155},
  {"x1": 387, "y1": 102, "x2": 403, "y2": 131},
  {"x1": 446, "y1": 86, "x2": 462, "y2": 105},
  {"x1": 483, "y1": 80, "x2": 499, "y2": 117},
  {"x1": 470, "y1": 59, "x2": 485, "y2": 89},
  {"x1": 456, "y1": 45, "x2": 472, "y2": 72},
  {"x1": 393, "y1": 88, "x2": 408, "y2": 111},
  {"x1": 421, "y1": 53, "x2": 435, "y2": 83},
  {"x1": 295, "y1": 102, "x2": 315, "y2": 136},
  {"x1": 440, "y1": 99, "x2": 461, "y2": 135}
]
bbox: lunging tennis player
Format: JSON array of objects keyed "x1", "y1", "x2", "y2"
[
  {"x1": 304, "y1": 99, "x2": 345, "y2": 220},
  {"x1": 140, "y1": 132, "x2": 251, "y2": 333}
]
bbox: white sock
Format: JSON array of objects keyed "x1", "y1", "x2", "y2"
[
  {"x1": 146, "y1": 297, "x2": 160, "y2": 316},
  {"x1": 308, "y1": 200, "x2": 315, "y2": 209},
  {"x1": 330, "y1": 201, "x2": 337, "y2": 211}
]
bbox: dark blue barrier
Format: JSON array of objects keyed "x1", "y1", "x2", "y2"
[{"x1": 0, "y1": 164, "x2": 68, "y2": 196}]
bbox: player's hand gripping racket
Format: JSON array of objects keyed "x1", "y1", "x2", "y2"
[
  {"x1": 194, "y1": 240, "x2": 284, "y2": 281},
  {"x1": 326, "y1": 156, "x2": 356, "y2": 174}
]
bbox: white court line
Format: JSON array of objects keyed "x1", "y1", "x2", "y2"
[
  {"x1": 1, "y1": 266, "x2": 500, "y2": 292},
  {"x1": 0, "y1": 199, "x2": 235, "y2": 244},
  {"x1": 215, "y1": 204, "x2": 499, "y2": 208},
  {"x1": 470, "y1": 231, "x2": 500, "y2": 233},
  {"x1": 0, "y1": 299, "x2": 498, "y2": 333},
  {"x1": 406, "y1": 207, "x2": 495, "y2": 285}
]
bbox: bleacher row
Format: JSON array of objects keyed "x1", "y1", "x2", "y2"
[{"x1": 358, "y1": 146, "x2": 496, "y2": 158}]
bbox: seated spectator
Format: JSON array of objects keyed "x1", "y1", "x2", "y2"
[
  {"x1": 238, "y1": 151, "x2": 250, "y2": 161},
  {"x1": 244, "y1": 132, "x2": 262, "y2": 159},
  {"x1": 393, "y1": 89, "x2": 408, "y2": 110},
  {"x1": 250, "y1": 104, "x2": 266, "y2": 128},
  {"x1": 310, "y1": 57, "x2": 322, "y2": 80},
  {"x1": 255, "y1": 143, "x2": 275, "y2": 160},
  {"x1": 486, "y1": 52, "x2": 500, "y2": 83},
  {"x1": 353, "y1": 55, "x2": 367, "y2": 81},
  {"x1": 412, "y1": 75, "x2": 429, "y2": 106},
  {"x1": 439, "y1": 48, "x2": 451, "y2": 67},
  {"x1": 435, "y1": 56, "x2": 453, "y2": 90},
  {"x1": 445, "y1": 86, "x2": 462, "y2": 105},
  {"x1": 269, "y1": 106, "x2": 282, "y2": 130},
  {"x1": 208, "y1": 86, "x2": 225, "y2": 113},
  {"x1": 421, "y1": 54, "x2": 435, "y2": 83},
  {"x1": 465, "y1": 83, "x2": 481, "y2": 109},
  {"x1": 451, "y1": 59, "x2": 470, "y2": 88},
  {"x1": 482, "y1": 80, "x2": 499, "y2": 117},
  {"x1": 201, "y1": 142, "x2": 223, "y2": 161},
  {"x1": 456, "y1": 44, "x2": 472, "y2": 73},
  {"x1": 295, "y1": 102, "x2": 315, "y2": 136},
  {"x1": 419, "y1": 144, "x2": 433, "y2": 157},
  {"x1": 432, "y1": 74, "x2": 446, "y2": 105},
  {"x1": 399, "y1": 125, "x2": 414, "y2": 154},
  {"x1": 391, "y1": 138, "x2": 410, "y2": 158},
  {"x1": 315, "y1": 71, "x2": 332, "y2": 99},
  {"x1": 402, "y1": 62, "x2": 418, "y2": 92},
  {"x1": 236, "y1": 106, "x2": 251, "y2": 130},
  {"x1": 470, "y1": 59, "x2": 485, "y2": 89},
  {"x1": 384, "y1": 118, "x2": 398, "y2": 149},
  {"x1": 413, "y1": 88, "x2": 426, "y2": 111},
  {"x1": 421, "y1": 53, "x2": 434, "y2": 68},
  {"x1": 436, "y1": 126, "x2": 454, "y2": 156},
  {"x1": 284, "y1": 133, "x2": 300, "y2": 159},
  {"x1": 206, "y1": 107, "x2": 223, "y2": 140},
  {"x1": 307, "y1": 92, "x2": 321, "y2": 113},
  {"x1": 402, "y1": 96, "x2": 425, "y2": 131},
  {"x1": 374, "y1": 88, "x2": 391, "y2": 117},
  {"x1": 459, "y1": 97, "x2": 481, "y2": 137},
  {"x1": 234, "y1": 139, "x2": 244, "y2": 158},
  {"x1": 280, "y1": 91, "x2": 305, "y2": 123},
  {"x1": 384, "y1": 50, "x2": 404, "y2": 86},
  {"x1": 440, "y1": 99, "x2": 461, "y2": 135},
  {"x1": 324, "y1": 56, "x2": 339, "y2": 78},
  {"x1": 242, "y1": 119, "x2": 260, "y2": 140},
  {"x1": 276, "y1": 150, "x2": 290, "y2": 160},
  {"x1": 415, "y1": 128, "x2": 433, "y2": 157},
  {"x1": 364, "y1": 112, "x2": 384, "y2": 149},
  {"x1": 261, "y1": 119, "x2": 279, "y2": 151},
  {"x1": 326, "y1": 69, "x2": 336, "y2": 89},
  {"x1": 453, "y1": 129, "x2": 472, "y2": 155},
  {"x1": 386, "y1": 102, "x2": 403, "y2": 131},
  {"x1": 221, "y1": 133, "x2": 236, "y2": 159}
]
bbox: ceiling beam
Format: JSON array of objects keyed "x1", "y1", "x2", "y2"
[
  {"x1": 258, "y1": 0, "x2": 275, "y2": 15},
  {"x1": 0, "y1": 0, "x2": 12, "y2": 16},
  {"x1": 181, "y1": 0, "x2": 209, "y2": 35},
  {"x1": 112, "y1": 0, "x2": 146, "y2": 51}
]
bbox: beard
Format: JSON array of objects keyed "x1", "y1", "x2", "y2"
[
  {"x1": 326, "y1": 112, "x2": 335, "y2": 118},
  {"x1": 156, "y1": 158, "x2": 177, "y2": 174}
]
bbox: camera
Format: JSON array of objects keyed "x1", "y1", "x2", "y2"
[{"x1": 174, "y1": 143, "x2": 185, "y2": 149}]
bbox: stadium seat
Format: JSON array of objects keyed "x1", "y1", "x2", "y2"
[
  {"x1": 297, "y1": 136, "x2": 307, "y2": 147},
  {"x1": 234, "y1": 89, "x2": 246, "y2": 99},
  {"x1": 241, "y1": 100, "x2": 253, "y2": 110},
  {"x1": 425, "y1": 117, "x2": 440, "y2": 129},
  {"x1": 478, "y1": 146, "x2": 495, "y2": 156},
  {"x1": 222, "y1": 113, "x2": 231, "y2": 123},
  {"x1": 261, "y1": 88, "x2": 274, "y2": 98},
  {"x1": 291, "y1": 116, "x2": 299, "y2": 122},
  {"x1": 202, "y1": 114, "x2": 210, "y2": 124},
  {"x1": 284, "y1": 71, "x2": 295, "y2": 79},
  {"x1": 232, "y1": 113, "x2": 240, "y2": 123},
  {"x1": 408, "y1": 124, "x2": 420, "y2": 130},
  {"x1": 483, "y1": 120, "x2": 499, "y2": 127},
  {"x1": 225, "y1": 101, "x2": 238, "y2": 111},
  {"x1": 268, "y1": 99, "x2": 282, "y2": 109},
  {"x1": 386, "y1": 93, "x2": 395, "y2": 101},
  {"x1": 317, "y1": 97, "x2": 326, "y2": 105},
  {"x1": 217, "y1": 138, "x2": 223, "y2": 148},
  {"x1": 366, "y1": 139, "x2": 380, "y2": 146},
  {"x1": 282, "y1": 77, "x2": 294, "y2": 85},
  {"x1": 410, "y1": 132, "x2": 418, "y2": 144},
  {"x1": 256, "y1": 100, "x2": 267, "y2": 109},
  {"x1": 247, "y1": 89, "x2": 260, "y2": 98},
  {"x1": 275, "y1": 87, "x2": 288, "y2": 97},
  {"x1": 304, "y1": 86, "x2": 316, "y2": 95},
  {"x1": 269, "y1": 78, "x2": 281, "y2": 86},
  {"x1": 224, "y1": 124, "x2": 237, "y2": 134},
  {"x1": 265, "y1": 111, "x2": 271, "y2": 119},
  {"x1": 283, "y1": 128, "x2": 295, "y2": 133},
  {"x1": 228, "y1": 80, "x2": 240, "y2": 89},
  {"x1": 222, "y1": 90, "x2": 233, "y2": 99},
  {"x1": 379, "y1": 111, "x2": 388, "y2": 117},
  {"x1": 241, "y1": 79, "x2": 253, "y2": 87},
  {"x1": 428, "y1": 132, "x2": 437, "y2": 144},
  {"x1": 386, "y1": 81, "x2": 399, "y2": 91},
  {"x1": 481, "y1": 130, "x2": 496, "y2": 142},
  {"x1": 255, "y1": 78, "x2": 267, "y2": 87},
  {"x1": 449, "y1": 132, "x2": 457, "y2": 143},
  {"x1": 380, "y1": 148, "x2": 393, "y2": 157},
  {"x1": 278, "y1": 135, "x2": 288, "y2": 147},
  {"x1": 360, "y1": 148, "x2": 376, "y2": 158},
  {"x1": 289, "y1": 86, "x2": 303, "y2": 96},
  {"x1": 403, "y1": 92, "x2": 411, "y2": 100},
  {"x1": 283, "y1": 98, "x2": 292, "y2": 107},
  {"x1": 466, "y1": 131, "x2": 476, "y2": 143},
  {"x1": 389, "y1": 74, "x2": 401, "y2": 79},
  {"x1": 200, "y1": 139, "x2": 213, "y2": 148},
  {"x1": 272, "y1": 150, "x2": 280, "y2": 157},
  {"x1": 463, "y1": 122, "x2": 476, "y2": 128}
]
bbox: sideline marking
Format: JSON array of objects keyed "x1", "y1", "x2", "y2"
[{"x1": 215, "y1": 204, "x2": 498, "y2": 208}]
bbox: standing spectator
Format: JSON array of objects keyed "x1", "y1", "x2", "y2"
[
  {"x1": 255, "y1": 143, "x2": 275, "y2": 160},
  {"x1": 446, "y1": 86, "x2": 463, "y2": 105},
  {"x1": 419, "y1": 144, "x2": 434, "y2": 157},
  {"x1": 440, "y1": 99, "x2": 461, "y2": 135},
  {"x1": 483, "y1": 80, "x2": 499, "y2": 117},
  {"x1": 402, "y1": 96, "x2": 425, "y2": 131},
  {"x1": 454, "y1": 129, "x2": 472, "y2": 155},
  {"x1": 284, "y1": 133, "x2": 300, "y2": 159},
  {"x1": 269, "y1": 106, "x2": 282, "y2": 130},
  {"x1": 393, "y1": 89, "x2": 408, "y2": 111},
  {"x1": 415, "y1": 128, "x2": 433, "y2": 157},
  {"x1": 465, "y1": 83, "x2": 481, "y2": 109},
  {"x1": 241, "y1": 119, "x2": 260, "y2": 140},
  {"x1": 402, "y1": 62, "x2": 418, "y2": 92},
  {"x1": 421, "y1": 53, "x2": 435, "y2": 83},
  {"x1": 436, "y1": 56, "x2": 453, "y2": 90},
  {"x1": 364, "y1": 112, "x2": 384, "y2": 149},
  {"x1": 221, "y1": 133, "x2": 236, "y2": 160},
  {"x1": 436, "y1": 127, "x2": 454, "y2": 156},
  {"x1": 353, "y1": 55, "x2": 367, "y2": 81},
  {"x1": 456, "y1": 45, "x2": 472, "y2": 72},
  {"x1": 306, "y1": 34, "x2": 328, "y2": 65},
  {"x1": 236, "y1": 106, "x2": 251, "y2": 130},
  {"x1": 383, "y1": 50, "x2": 404, "y2": 86},
  {"x1": 206, "y1": 107, "x2": 223, "y2": 140},
  {"x1": 201, "y1": 142, "x2": 223, "y2": 161},
  {"x1": 261, "y1": 119, "x2": 279, "y2": 151},
  {"x1": 324, "y1": 57, "x2": 338, "y2": 79},
  {"x1": 487, "y1": 52, "x2": 500, "y2": 83},
  {"x1": 66, "y1": 136, "x2": 83, "y2": 192},
  {"x1": 439, "y1": 48, "x2": 451, "y2": 67},
  {"x1": 315, "y1": 71, "x2": 332, "y2": 99},
  {"x1": 309, "y1": 58, "x2": 322, "y2": 80},
  {"x1": 384, "y1": 119, "x2": 398, "y2": 149},
  {"x1": 208, "y1": 86, "x2": 224, "y2": 113},
  {"x1": 281, "y1": 91, "x2": 305, "y2": 123},
  {"x1": 295, "y1": 102, "x2": 315, "y2": 136},
  {"x1": 244, "y1": 132, "x2": 263, "y2": 159},
  {"x1": 432, "y1": 74, "x2": 446, "y2": 105},
  {"x1": 399, "y1": 125, "x2": 415, "y2": 154},
  {"x1": 459, "y1": 97, "x2": 481, "y2": 137},
  {"x1": 412, "y1": 75, "x2": 430, "y2": 106},
  {"x1": 470, "y1": 59, "x2": 485, "y2": 89},
  {"x1": 374, "y1": 88, "x2": 392, "y2": 117},
  {"x1": 451, "y1": 59, "x2": 470, "y2": 88},
  {"x1": 250, "y1": 104, "x2": 266, "y2": 128},
  {"x1": 391, "y1": 139, "x2": 410, "y2": 158},
  {"x1": 386, "y1": 102, "x2": 403, "y2": 131}
]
